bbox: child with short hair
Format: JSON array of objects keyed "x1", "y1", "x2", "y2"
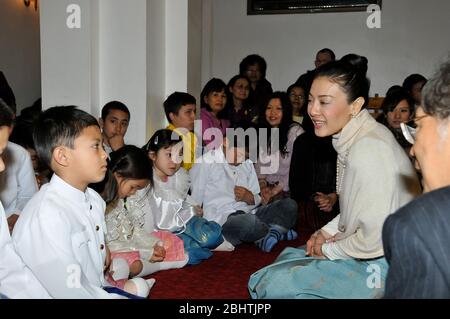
[
  {"x1": 0, "y1": 100, "x2": 49, "y2": 298},
  {"x1": 190, "y1": 128, "x2": 298, "y2": 253},
  {"x1": 143, "y1": 129, "x2": 225, "y2": 265},
  {"x1": 12, "y1": 106, "x2": 127, "y2": 298},
  {"x1": 101, "y1": 145, "x2": 188, "y2": 295},
  {"x1": 164, "y1": 92, "x2": 199, "y2": 171},
  {"x1": 99, "y1": 101, "x2": 130, "y2": 154}
]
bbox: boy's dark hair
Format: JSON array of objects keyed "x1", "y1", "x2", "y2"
[
  {"x1": 33, "y1": 106, "x2": 99, "y2": 168},
  {"x1": 239, "y1": 54, "x2": 268, "y2": 78},
  {"x1": 317, "y1": 48, "x2": 336, "y2": 61},
  {"x1": 0, "y1": 98, "x2": 15, "y2": 127},
  {"x1": 101, "y1": 145, "x2": 153, "y2": 205},
  {"x1": 143, "y1": 129, "x2": 182, "y2": 154},
  {"x1": 101, "y1": 101, "x2": 130, "y2": 120},
  {"x1": 226, "y1": 120, "x2": 258, "y2": 162},
  {"x1": 163, "y1": 92, "x2": 196, "y2": 123}
]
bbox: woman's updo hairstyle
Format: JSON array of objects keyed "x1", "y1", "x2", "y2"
[{"x1": 313, "y1": 60, "x2": 370, "y2": 109}]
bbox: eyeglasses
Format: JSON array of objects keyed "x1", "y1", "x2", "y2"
[
  {"x1": 289, "y1": 94, "x2": 305, "y2": 100},
  {"x1": 400, "y1": 123, "x2": 416, "y2": 144},
  {"x1": 400, "y1": 114, "x2": 428, "y2": 144}
]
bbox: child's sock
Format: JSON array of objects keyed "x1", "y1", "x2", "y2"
[
  {"x1": 110, "y1": 258, "x2": 130, "y2": 281},
  {"x1": 283, "y1": 229, "x2": 298, "y2": 241},
  {"x1": 255, "y1": 227, "x2": 283, "y2": 253}
]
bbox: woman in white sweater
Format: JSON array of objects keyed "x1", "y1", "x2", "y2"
[{"x1": 249, "y1": 60, "x2": 421, "y2": 299}]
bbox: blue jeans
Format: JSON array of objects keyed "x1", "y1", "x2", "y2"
[{"x1": 222, "y1": 198, "x2": 298, "y2": 246}]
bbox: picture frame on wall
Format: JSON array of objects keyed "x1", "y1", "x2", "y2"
[{"x1": 248, "y1": 0, "x2": 382, "y2": 15}]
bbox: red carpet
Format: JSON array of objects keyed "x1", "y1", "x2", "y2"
[{"x1": 147, "y1": 231, "x2": 312, "y2": 299}]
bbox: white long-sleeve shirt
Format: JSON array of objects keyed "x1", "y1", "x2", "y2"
[
  {"x1": 12, "y1": 174, "x2": 122, "y2": 299},
  {"x1": 0, "y1": 201, "x2": 50, "y2": 298},
  {"x1": 189, "y1": 146, "x2": 261, "y2": 226},
  {"x1": 0, "y1": 142, "x2": 38, "y2": 218}
]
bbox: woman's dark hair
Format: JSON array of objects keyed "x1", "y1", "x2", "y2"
[
  {"x1": 239, "y1": 54, "x2": 267, "y2": 78},
  {"x1": 258, "y1": 91, "x2": 294, "y2": 156},
  {"x1": 0, "y1": 98, "x2": 15, "y2": 127},
  {"x1": 143, "y1": 129, "x2": 182, "y2": 154},
  {"x1": 381, "y1": 88, "x2": 415, "y2": 115},
  {"x1": 402, "y1": 74, "x2": 427, "y2": 93},
  {"x1": 340, "y1": 54, "x2": 368, "y2": 77},
  {"x1": 201, "y1": 78, "x2": 228, "y2": 120},
  {"x1": 313, "y1": 60, "x2": 370, "y2": 109},
  {"x1": 101, "y1": 145, "x2": 153, "y2": 204}
]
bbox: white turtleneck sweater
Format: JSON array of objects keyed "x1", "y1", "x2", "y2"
[{"x1": 321, "y1": 109, "x2": 421, "y2": 260}]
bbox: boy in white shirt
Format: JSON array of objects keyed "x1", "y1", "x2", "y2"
[
  {"x1": 0, "y1": 141, "x2": 38, "y2": 232},
  {"x1": 190, "y1": 129, "x2": 298, "y2": 252},
  {"x1": 0, "y1": 100, "x2": 50, "y2": 299},
  {"x1": 13, "y1": 106, "x2": 128, "y2": 298},
  {"x1": 99, "y1": 101, "x2": 130, "y2": 155}
]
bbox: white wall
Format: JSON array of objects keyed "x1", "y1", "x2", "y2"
[
  {"x1": 0, "y1": 0, "x2": 41, "y2": 113},
  {"x1": 206, "y1": 0, "x2": 450, "y2": 96},
  {"x1": 98, "y1": 0, "x2": 148, "y2": 146},
  {"x1": 40, "y1": 0, "x2": 94, "y2": 111}
]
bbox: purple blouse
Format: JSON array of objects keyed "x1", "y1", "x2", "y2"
[{"x1": 200, "y1": 108, "x2": 230, "y2": 150}]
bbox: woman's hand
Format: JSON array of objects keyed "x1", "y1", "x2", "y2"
[{"x1": 314, "y1": 192, "x2": 338, "y2": 213}]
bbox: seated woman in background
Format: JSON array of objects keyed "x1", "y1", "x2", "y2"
[
  {"x1": 255, "y1": 92, "x2": 304, "y2": 205},
  {"x1": 249, "y1": 61, "x2": 421, "y2": 299},
  {"x1": 289, "y1": 114, "x2": 339, "y2": 232},
  {"x1": 225, "y1": 74, "x2": 257, "y2": 127},
  {"x1": 377, "y1": 88, "x2": 415, "y2": 154},
  {"x1": 402, "y1": 73, "x2": 427, "y2": 109},
  {"x1": 287, "y1": 83, "x2": 307, "y2": 125},
  {"x1": 200, "y1": 78, "x2": 230, "y2": 150}
]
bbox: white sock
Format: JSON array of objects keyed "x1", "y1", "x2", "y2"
[
  {"x1": 124, "y1": 277, "x2": 152, "y2": 297},
  {"x1": 110, "y1": 258, "x2": 130, "y2": 281},
  {"x1": 212, "y1": 237, "x2": 235, "y2": 252},
  {"x1": 137, "y1": 255, "x2": 189, "y2": 277}
]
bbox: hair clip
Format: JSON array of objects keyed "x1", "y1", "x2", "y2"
[{"x1": 154, "y1": 136, "x2": 159, "y2": 144}]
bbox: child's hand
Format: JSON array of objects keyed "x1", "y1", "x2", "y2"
[
  {"x1": 234, "y1": 186, "x2": 255, "y2": 205},
  {"x1": 150, "y1": 243, "x2": 166, "y2": 263},
  {"x1": 104, "y1": 245, "x2": 112, "y2": 272},
  {"x1": 195, "y1": 206, "x2": 204, "y2": 217},
  {"x1": 260, "y1": 187, "x2": 272, "y2": 205}
]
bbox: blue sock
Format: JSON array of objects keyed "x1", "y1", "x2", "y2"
[
  {"x1": 255, "y1": 227, "x2": 283, "y2": 253},
  {"x1": 283, "y1": 229, "x2": 298, "y2": 241}
]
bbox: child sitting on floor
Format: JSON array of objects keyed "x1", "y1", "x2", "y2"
[
  {"x1": 13, "y1": 106, "x2": 126, "y2": 298},
  {"x1": 143, "y1": 129, "x2": 225, "y2": 265},
  {"x1": 189, "y1": 126, "x2": 298, "y2": 253},
  {"x1": 102, "y1": 145, "x2": 188, "y2": 296}
]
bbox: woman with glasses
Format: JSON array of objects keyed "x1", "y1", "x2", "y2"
[{"x1": 287, "y1": 83, "x2": 307, "y2": 124}]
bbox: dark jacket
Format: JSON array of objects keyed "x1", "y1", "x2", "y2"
[{"x1": 383, "y1": 186, "x2": 450, "y2": 298}]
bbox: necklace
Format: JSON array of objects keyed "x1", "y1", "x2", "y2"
[{"x1": 336, "y1": 150, "x2": 349, "y2": 196}]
